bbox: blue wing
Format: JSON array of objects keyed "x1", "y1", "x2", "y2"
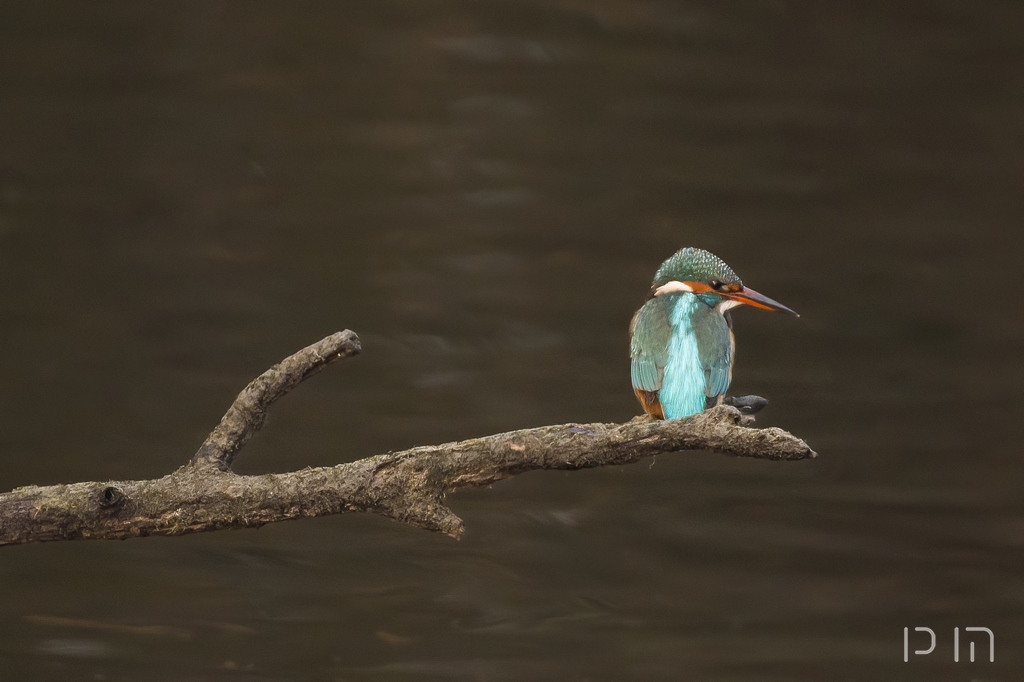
[
  {"x1": 630, "y1": 297, "x2": 672, "y2": 393},
  {"x1": 693, "y1": 306, "x2": 733, "y2": 402}
]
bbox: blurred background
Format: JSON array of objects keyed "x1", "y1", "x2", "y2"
[{"x1": 0, "y1": 1, "x2": 1022, "y2": 680}]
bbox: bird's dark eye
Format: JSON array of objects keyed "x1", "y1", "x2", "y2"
[{"x1": 709, "y1": 280, "x2": 722, "y2": 290}]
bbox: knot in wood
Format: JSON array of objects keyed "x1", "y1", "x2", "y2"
[{"x1": 98, "y1": 485, "x2": 126, "y2": 510}]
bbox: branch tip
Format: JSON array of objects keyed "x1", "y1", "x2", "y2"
[{"x1": 189, "y1": 331, "x2": 361, "y2": 471}]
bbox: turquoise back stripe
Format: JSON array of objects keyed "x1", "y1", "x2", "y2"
[{"x1": 659, "y1": 295, "x2": 707, "y2": 419}]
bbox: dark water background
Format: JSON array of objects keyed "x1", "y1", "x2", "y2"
[{"x1": 1, "y1": 1, "x2": 1022, "y2": 680}]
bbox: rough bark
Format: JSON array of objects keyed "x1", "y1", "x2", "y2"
[{"x1": 0, "y1": 331, "x2": 815, "y2": 547}]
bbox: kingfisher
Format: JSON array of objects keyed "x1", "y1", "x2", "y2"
[{"x1": 630, "y1": 247, "x2": 798, "y2": 419}]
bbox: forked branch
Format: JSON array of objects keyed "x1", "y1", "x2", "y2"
[{"x1": 0, "y1": 331, "x2": 815, "y2": 546}]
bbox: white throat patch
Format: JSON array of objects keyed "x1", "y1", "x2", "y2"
[{"x1": 716, "y1": 299, "x2": 742, "y2": 313}]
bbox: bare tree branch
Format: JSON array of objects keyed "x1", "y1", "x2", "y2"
[
  {"x1": 190, "y1": 330, "x2": 362, "y2": 472},
  {"x1": 0, "y1": 331, "x2": 815, "y2": 547}
]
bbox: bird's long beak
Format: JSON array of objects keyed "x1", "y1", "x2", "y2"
[{"x1": 724, "y1": 287, "x2": 799, "y2": 316}]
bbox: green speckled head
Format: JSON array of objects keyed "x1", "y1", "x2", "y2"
[{"x1": 653, "y1": 248, "x2": 741, "y2": 288}]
